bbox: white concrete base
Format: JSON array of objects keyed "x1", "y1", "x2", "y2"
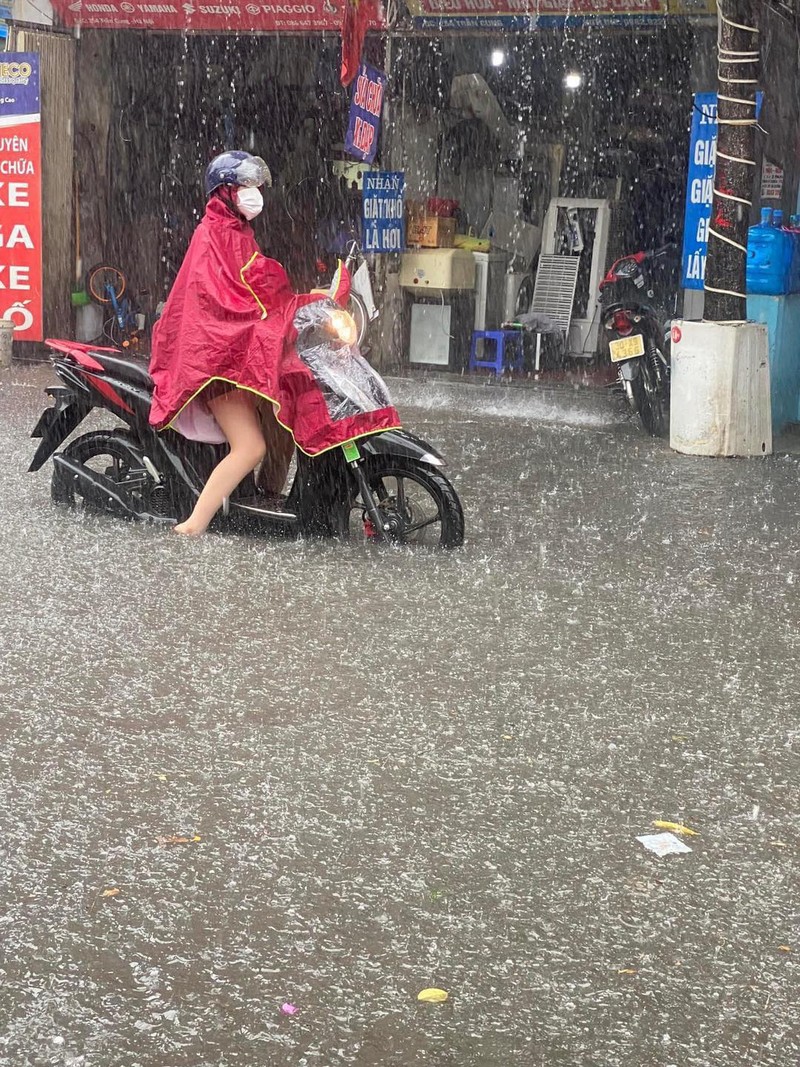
[{"x1": 670, "y1": 319, "x2": 772, "y2": 457}]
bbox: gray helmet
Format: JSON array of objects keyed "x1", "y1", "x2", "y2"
[{"x1": 204, "y1": 151, "x2": 272, "y2": 197}]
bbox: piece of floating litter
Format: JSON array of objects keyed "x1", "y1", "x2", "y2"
[
  {"x1": 652, "y1": 820, "x2": 699, "y2": 837},
  {"x1": 280, "y1": 1003, "x2": 298, "y2": 1015},
  {"x1": 417, "y1": 988, "x2": 448, "y2": 1003},
  {"x1": 636, "y1": 832, "x2": 693, "y2": 858}
]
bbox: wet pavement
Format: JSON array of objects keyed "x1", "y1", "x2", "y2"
[{"x1": 0, "y1": 362, "x2": 797, "y2": 1066}]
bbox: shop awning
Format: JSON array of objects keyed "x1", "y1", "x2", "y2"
[
  {"x1": 406, "y1": 0, "x2": 715, "y2": 29},
  {"x1": 51, "y1": 0, "x2": 712, "y2": 31},
  {"x1": 50, "y1": 0, "x2": 350, "y2": 32}
]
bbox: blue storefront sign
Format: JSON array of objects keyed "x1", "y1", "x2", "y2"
[
  {"x1": 412, "y1": 13, "x2": 664, "y2": 26},
  {"x1": 344, "y1": 64, "x2": 387, "y2": 165},
  {"x1": 681, "y1": 92, "x2": 717, "y2": 290},
  {"x1": 362, "y1": 171, "x2": 404, "y2": 253},
  {"x1": 681, "y1": 90, "x2": 763, "y2": 290}
]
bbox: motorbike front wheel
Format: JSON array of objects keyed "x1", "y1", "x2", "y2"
[
  {"x1": 345, "y1": 458, "x2": 464, "y2": 549},
  {"x1": 632, "y1": 353, "x2": 670, "y2": 438}
]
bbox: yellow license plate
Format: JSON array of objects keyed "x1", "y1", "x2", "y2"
[{"x1": 609, "y1": 334, "x2": 645, "y2": 362}]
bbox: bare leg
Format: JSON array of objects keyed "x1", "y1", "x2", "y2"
[{"x1": 173, "y1": 390, "x2": 267, "y2": 536}]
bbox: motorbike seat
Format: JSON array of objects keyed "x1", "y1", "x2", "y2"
[{"x1": 91, "y1": 352, "x2": 154, "y2": 390}]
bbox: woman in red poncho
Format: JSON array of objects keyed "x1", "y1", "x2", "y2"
[{"x1": 149, "y1": 150, "x2": 294, "y2": 536}]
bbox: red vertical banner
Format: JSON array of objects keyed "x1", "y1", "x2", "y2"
[
  {"x1": 341, "y1": 0, "x2": 379, "y2": 88},
  {"x1": 0, "y1": 54, "x2": 43, "y2": 342}
]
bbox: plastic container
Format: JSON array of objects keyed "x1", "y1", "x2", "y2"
[
  {"x1": 70, "y1": 288, "x2": 90, "y2": 307},
  {"x1": 747, "y1": 207, "x2": 793, "y2": 295}
]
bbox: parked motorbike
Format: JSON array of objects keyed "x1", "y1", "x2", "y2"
[
  {"x1": 599, "y1": 245, "x2": 673, "y2": 437},
  {"x1": 29, "y1": 301, "x2": 464, "y2": 548}
]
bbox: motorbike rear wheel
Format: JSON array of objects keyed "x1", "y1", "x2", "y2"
[
  {"x1": 52, "y1": 430, "x2": 174, "y2": 517},
  {"x1": 345, "y1": 458, "x2": 464, "y2": 549},
  {"x1": 633, "y1": 353, "x2": 670, "y2": 438}
]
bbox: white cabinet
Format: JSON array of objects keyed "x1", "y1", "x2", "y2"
[{"x1": 399, "y1": 249, "x2": 476, "y2": 291}]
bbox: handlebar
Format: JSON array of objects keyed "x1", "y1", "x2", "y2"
[{"x1": 646, "y1": 241, "x2": 678, "y2": 260}]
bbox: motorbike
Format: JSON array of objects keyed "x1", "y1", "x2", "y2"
[
  {"x1": 599, "y1": 244, "x2": 673, "y2": 437},
  {"x1": 29, "y1": 300, "x2": 465, "y2": 549}
]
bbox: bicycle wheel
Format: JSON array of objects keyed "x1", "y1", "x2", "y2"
[{"x1": 87, "y1": 264, "x2": 127, "y2": 306}]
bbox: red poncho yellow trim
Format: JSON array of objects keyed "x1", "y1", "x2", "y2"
[{"x1": 149, "y1": 196, "x2": 399, "y2": 455}]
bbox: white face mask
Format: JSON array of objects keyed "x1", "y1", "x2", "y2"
[{"x1": 235, "y1": 186, "x2": 263, "y2": 220}]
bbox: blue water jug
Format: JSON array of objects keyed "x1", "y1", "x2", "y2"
[{"x1": 747, "y1": 207, "x2": 793, "y2": 295}]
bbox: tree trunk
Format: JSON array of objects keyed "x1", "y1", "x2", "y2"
[{"x1": 703, "y1": 0, "x2": 761, "y2": 321}]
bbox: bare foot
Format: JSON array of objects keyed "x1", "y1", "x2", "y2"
[{"x1": 172, "y1": 521, "x2": 207, "y2": 537}]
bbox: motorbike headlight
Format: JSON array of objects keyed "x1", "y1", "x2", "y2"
[{"x1": 326, "y1": 309, "x2": 358, "y2": 346}]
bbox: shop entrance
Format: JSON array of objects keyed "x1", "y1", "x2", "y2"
[
  {"x1": 391, "y1": 19, "x2": 699, "y2": 369},
  {"x1": 82, "y1": 31, "x2": 364, "y2": 325}
]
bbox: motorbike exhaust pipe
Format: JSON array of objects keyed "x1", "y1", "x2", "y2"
[{"x1": 618, "y1": 363, "x2": 638, "y2": 410}]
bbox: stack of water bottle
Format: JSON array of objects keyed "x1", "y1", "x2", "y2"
[{"x1": 747, "y1": 207, "x2": 800, "y2": 295}]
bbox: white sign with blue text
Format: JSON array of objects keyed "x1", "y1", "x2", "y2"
[{"x1": 362, "y1": 171, "x2": 405, "y2": 254}]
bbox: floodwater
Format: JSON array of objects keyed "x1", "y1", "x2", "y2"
[{"x1": 0, "y1": 363, "x2": 797, "y2": 1066}]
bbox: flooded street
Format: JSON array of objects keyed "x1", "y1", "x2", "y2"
[{"x1": 0, "y1": 363, "x2": 797, "y2": 1066}]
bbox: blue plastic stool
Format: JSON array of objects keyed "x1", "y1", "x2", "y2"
[{"x1": 468, "y1": 330, "x2": 524, "y2": 375}]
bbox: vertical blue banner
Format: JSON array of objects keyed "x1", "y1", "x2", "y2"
[
  {"x1": 681, "y1": 92, "x2": 717, "y2": 290},
  {"x1": 362, "y1": 172, "x2": 404, "y2": 253},
  {"x1": 344, "y1": 64, "x2": 387, "y2": 165}
]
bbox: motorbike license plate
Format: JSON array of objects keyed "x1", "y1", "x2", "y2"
[{"x1": 609, "y1": 334, "x2": 645, "y2": 362}]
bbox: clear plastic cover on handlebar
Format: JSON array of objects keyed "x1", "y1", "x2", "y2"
[{"x1": 293, "y1": 301, "x2": 393, "y2": 422}]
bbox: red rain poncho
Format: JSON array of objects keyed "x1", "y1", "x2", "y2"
[{"x1": 149, "y1": 196, "x2": 400, "y2": 455}]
